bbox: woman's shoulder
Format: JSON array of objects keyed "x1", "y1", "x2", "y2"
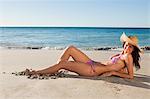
[
  {"x1": 122, "y1": 53, "x2": 133, "y2": 60},
  {"x1": 122, "y1": 54, "x2": 133, "y2": 65}
]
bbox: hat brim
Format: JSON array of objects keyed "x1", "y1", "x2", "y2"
[{"x1": 120, "y1": 32, "x2": 143, "y2": 53}]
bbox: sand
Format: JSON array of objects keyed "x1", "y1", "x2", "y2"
[{"x1": 0, "y1": 49, "x2": 150, "y2": 99}]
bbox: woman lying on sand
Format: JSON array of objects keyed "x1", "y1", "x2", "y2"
[{"x1": 26, "y1": 33, "x2": 143, "y2": 79}]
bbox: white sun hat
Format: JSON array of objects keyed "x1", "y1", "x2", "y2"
[{"x1": 120, "y1": 32, "x2": 143, "y2": 53}]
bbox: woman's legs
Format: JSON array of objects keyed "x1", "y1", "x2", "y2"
[
  {"x1": 34, "y1": 61, "x2": 95, "y2": 76},
  {"x1": 28, "y1": 46, "x2": 95, "y2": 76},
  {"x1": 57, "y1": 46, "x2": 91, "y2": 63}
]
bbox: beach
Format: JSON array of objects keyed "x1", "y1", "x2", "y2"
[
  {"x1": 0, "y1": 49, "x2": 150, "y2": 99},
  {"x1": 1, "y1": 0, "x2": 149, "y2": 98}
]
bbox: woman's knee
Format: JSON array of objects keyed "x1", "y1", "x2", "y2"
[{"x1": 68, "y1": 45, "x2": 76, "y2": 51}]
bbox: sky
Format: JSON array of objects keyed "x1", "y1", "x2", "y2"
[{"x1": 0, "y1": 0, "x2": 149, "y2": 27}]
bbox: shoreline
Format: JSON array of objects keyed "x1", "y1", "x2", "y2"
[{"x1": 0, "y1": 46, "x2": 150, "y2": 51}]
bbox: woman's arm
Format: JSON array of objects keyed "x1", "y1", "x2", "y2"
[
  {"x1": 112, "y1": 54, "x2": 134, "y2": 79},
  {"x1": 110, "y1": 54, "x2": 120, "y2": 59},
  {"x1": 101, "y1": 71, "x2": 133, "y2": 79},
  {"x1": 102, "y1": 54, "x2": 134, "y2": 79},
  {"x1": 111, "y1": 71, "x2": 133, "y2": 79},
  {"x1": 110, "y1": 51, "x2": 124, "y2": 59}
]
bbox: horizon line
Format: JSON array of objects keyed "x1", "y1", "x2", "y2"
[{"x1": 0, "y1": 26, "x2": 150, "y2": 29}]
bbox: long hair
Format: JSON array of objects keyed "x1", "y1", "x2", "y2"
[{"x1": 123, "y1": 42, "x2": 141, "y2": 70}]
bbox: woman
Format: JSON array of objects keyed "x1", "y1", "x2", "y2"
[{"x1": 27, "y1": 33, "x2": 142, "y2": 79}]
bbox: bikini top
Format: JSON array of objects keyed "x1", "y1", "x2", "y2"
[{"x1": 111, "y1": 54, "x2": 124, "y2": 64}]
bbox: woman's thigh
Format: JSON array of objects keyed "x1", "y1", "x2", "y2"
[
  {"x1": 69, "y1": 46, "x2": 91, "y2": 63},
  {"x1": 61, "y1": 61, "x2": 95, "y2": 76}
]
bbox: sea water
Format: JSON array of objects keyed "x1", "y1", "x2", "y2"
[{"x1": 0, "y1": 27, "x2": 149, "y2": 50}]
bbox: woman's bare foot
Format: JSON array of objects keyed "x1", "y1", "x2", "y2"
[
  {"x1": 23, "y1": 69, "x2": 37, "y2": 76},
  {"x1": 24, "y1": 69, "x2": 30, "y2": 76},
  {"x1": 29, "y1": 70, "x2": 37, "y2": 75}
]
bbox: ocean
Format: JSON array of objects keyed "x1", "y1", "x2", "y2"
[{"x1": 0, "y1": 27, "x2": 149, "y2": 50}]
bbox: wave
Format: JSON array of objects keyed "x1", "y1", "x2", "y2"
[{"x1": 0, "y1": 45, "x2": 149, "y2": 51}]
